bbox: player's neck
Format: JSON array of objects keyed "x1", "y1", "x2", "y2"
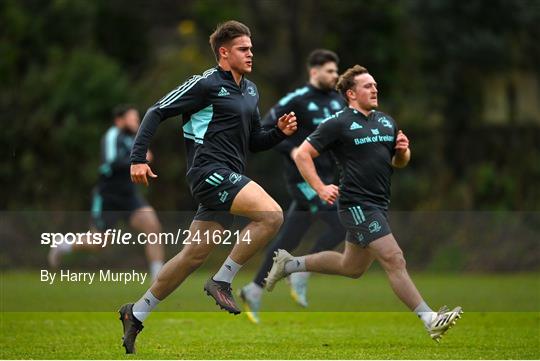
[
  {"x1": 349, "y1": 103, "x2": 371, "y2": 117},
  {"x1": 309, "y1": 78, "x2": 321, "y2": 89},
  {"x1": 218, "y1": 60, "x2": 243, "y2": 86}
]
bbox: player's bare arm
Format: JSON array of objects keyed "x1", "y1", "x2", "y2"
[{"x1": 294, "y1": 140, "x2": 339, "y2": 205}]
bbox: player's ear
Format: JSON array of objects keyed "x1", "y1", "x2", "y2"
[
  {"x1": 346, "y1": 88, "x2": 355, "y2": 101},
  {"x1": 219, "y1": 45, "x2": 229, "y2": 60},
  {"x1": 113, "y1": 117, "x2": 123, "y2": 128}
]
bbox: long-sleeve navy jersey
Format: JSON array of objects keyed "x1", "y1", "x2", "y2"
[
  {"x1": 261, "y1": 84, "x2": 345, "y2": 185},
  {"x1": 98, "y1": 126, "x2": 136, "y2": 194},
  {"x1": 131, "y1": 66, "x2": 286, "y2": 175}
]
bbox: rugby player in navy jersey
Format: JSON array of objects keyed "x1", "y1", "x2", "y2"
[
  {"x1": 239, "y1": 49, "x2": 346, "y2": 323},
  {"x1": 47, "y1": 105, "x2": 164, "y2": 281},
  {"x1": 118, "y1": 21, "x2": 297, "y2": 354},
  {"x1": 266, "y1": 65, "x2": 462, "y2": 342}
]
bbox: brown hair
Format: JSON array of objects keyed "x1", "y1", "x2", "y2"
[
  {"x1": 307, "y1": 49, "x2": 339, "y2": 69},
  {"x1": 336, "y1": 65, "x2": 369, "y2": 102},
  {"x1": 112, "y1": 104, "x2": 137, "y2": 119},
  {"x1": 209, "y1": 20, "x2": 251, "y2": 62}
]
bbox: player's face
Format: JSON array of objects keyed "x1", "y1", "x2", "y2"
[
  {"x1": 314, "y1": 62, "x2": 339, "y2": 91},
  {"x1": 222, "y1": 35, "x2": 253, "y2": 74},
  {"x1": 350, "y1": 73, "x2": 378, "y2": 110},
  {"x1": 122, "y1": 109, "x2": 140, "y2": 134}
]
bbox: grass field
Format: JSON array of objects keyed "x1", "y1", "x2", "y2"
[{"x1": 1, "y1": 271, "x2": 539, "y2": 359}]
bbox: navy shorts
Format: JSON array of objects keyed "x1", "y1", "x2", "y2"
[
  {"x1": 338, "y1": 203, "x2": 391, "y2": 247},
  {"x1": 187, "y1": 167, "x2": 251, "y2": 228},
  {"x1": 90, "y1": 188, "x2": 148, "y2": 231}
]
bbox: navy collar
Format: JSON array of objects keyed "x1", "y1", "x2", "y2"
[
  {"x1": 307, "y1": 82, "x2": 333, "y2": 95},
  {"x1": 348, "y1": 107, "x2": 373, "y2": 121},
  {"x1": 217, "y1": 66, "x2": 245, "y2": 87}
]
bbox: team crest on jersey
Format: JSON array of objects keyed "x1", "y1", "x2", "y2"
[
  {"x1": 229, "y1": 172, "x2": 242, "y2": 184},
  {"x1": 330, "y1": 100, "x2": 342, "y2": 110},
  {"x1": 247, "y1": 86, "x2": 256, "y2": 96},
  {"x1": 378, "y1": 116, "x2": 393, "y2": 129},
  {"x1": 368, "y1": 221, "x2": 381, "y2": 234}
]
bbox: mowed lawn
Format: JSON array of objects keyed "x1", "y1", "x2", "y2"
[{"x1": 1, "y1": 271, "x2": 539, "y2": 359}]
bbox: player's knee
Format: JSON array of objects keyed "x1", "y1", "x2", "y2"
[
  {"x1": 133, "y1": 214, "x2": 161, "y2": 234},
  {"x1": 342, "y1": 263, "x2": 366, "y2": 279},
  {"x1": 382, "y1": 251, "x2": 406, "y2": 271},
  {"x1": 263, "y1": 206, "x2": 283, "y2": 230},
  {"x1": 345, "y1": 269, "x2": 365, "y2": 279},
  {"x1": 148, "y1": 219, "x2": 162, "y2": 234},
  {"x1": 142, "y1": 223, "x2": 161, "y2": 235}
]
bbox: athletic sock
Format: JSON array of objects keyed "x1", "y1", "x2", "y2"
[
  {"x1": 284, "y1": 256, "x2": 306, "y2": 274},
  {"x1": 243, "y1": 282, "x2": 263, "y2": 299},
  {"x1": 414, "y1": 300, "x2": 435, "y2": 326},
  {"x1": 132, "y1": 289, "x2": 160, "y2": 322},
  {"x1": 213, "y1": 256, "x2": 242, "y2": 284},
  {"x1": 149, "y1": 261, "x2": 163, "y2": 281},
  {"x1": 291, "y1": 271, "x2": 310, "y2": 282}
]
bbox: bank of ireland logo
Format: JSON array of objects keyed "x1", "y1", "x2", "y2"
[
  {"x1": 247, "y1": 86, "x2": 256, "y2": 96},
  {"x1": 368, "y1": 220, "x2": 381, "y2": 234},
  {"x1": 356, "y1": 233, "x2": 365, "y2": 243},
  {"x1": 229, "y1": 172, "x2": 242, "y2": 184},
  {"x1": 370, "y1": 128, "x2": 380, "y2": 135},
  {"x1": 218, "y1": 191, "x2": 229, "y2": 203}
]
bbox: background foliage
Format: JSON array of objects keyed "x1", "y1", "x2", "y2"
[{"x1": 1, "y1": 0, "x2": 539, "y2": 270}]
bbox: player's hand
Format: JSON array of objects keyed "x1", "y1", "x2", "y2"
[
  {"x1": 146, "y1": 150, "x2": 154, "y2": 163},
  {"x1": 277, "y1": 112, "x2": 297, "y2": 136},
  {"x1": 317, "y1": 184, "x2": 339, "y2": 205},
  {"x1": 131, "y1": 163, "x2": 157, "y2": 186},
  {"x1": 395, "y1": 130, "x2": 409, "y2": 154}
]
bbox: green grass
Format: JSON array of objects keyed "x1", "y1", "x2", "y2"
[{"x1": 1, "y1": 271, "x2": 539, "y2": 359}]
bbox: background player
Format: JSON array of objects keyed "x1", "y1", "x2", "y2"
[
  {"x1": 48, "y1": 105, "x2": 165, "y2": 281},
  {"x1": 118, "y1": 21, "x2": 297, "y2": 354},
  {"x1": 239, "y1": 49, "x2": 346, "y2": 323},
  {"x1": 265, "y1": 65, "x2": 462, "y2": 342}
]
